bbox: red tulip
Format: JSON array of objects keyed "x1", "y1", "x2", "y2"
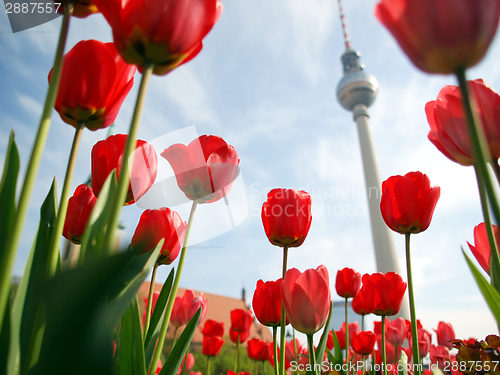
[
  {"x1": 434, "y1": 321, "x2": 456, "y2": 349},
  {"x1": 261, "y1": 188, "x2": 312, "y2": 248},
  {"x1": 170, "y1": 290, "x2": 207, "y2": 328},
  {"x1": 92, "y1": 0, "x2": 222, "y2": 75},
  {"x1": 351, "y1": 331, "x2": 377, "y2": 356},
  {"x1": 352, "y1": 288, "x2": 373, "y2": 316},
  {"x1": 230, "y1": 309, "x2": 253, "y2": 333},
  {"x1": 430, "y1": 345, "x2": 451, "y2": 370},
  {"x1": 247, "y1": 338, "x2": 271, "y2": 362},
  {"x1": 202, "y1": 335, "x2": 224, "y2": 357},
  {"x1": 56, "y1": 1, "x2": 99, "y2": 18},
  {"x1": 201, "y1": 319, "x2": 224, "y2": 337},
  {"x1": 142, "y1": 292, "x2": 160, "y2": 326},
  {"x1": 252, "y1": 279, "x2": 286, "y2": 327},
  {"x1": 335, "y1": 322, "x2": 360, "y2": 350},
  {"x1": 380, "y1": 171, "x2": 440, "y2": 234},
  {"x1": 375, "y1": 0, "x2": 500, "y2": 74},
  {"x1": 91, "y1": 134, "x2": 158, "y2": 205},
  {"x1": 426, "y1": 79, "x2": 500, "y2": 166},
  {"x1": 50, "y1": 40, "x2": 135, "y2": 130},
  {"x1": 281, "y1": 266, "x2": 331, "y2": 335},
  {"x1": 326, "y1": 331, "x2": 334, "y2": 351},
  {"x1": 161, "y1": 135, "x2": 239, "y2": 203},
  {"x1": 177, "y1": 353, "x2": 195, "y2": 375},
  {"x1": 467, "y1": 222, "x2": 500, "y2": 275},
  {"x1": 335, "y1": 267, "x2": 361, "y2": 299},
  {"x1": 285, "y1": 338, "x2": 304, "y2": 364},
  {"x1": 361, "y1": 272, "x2": 407, "y2": 316},
  {"x1": 385, "y1": 317, "x2": 407, "y2": 348},
  {"x1": 62, "y1": 184, "x2": 97, "y2": 244},
  {"x1": 229, "y1": 326, "x2": 250, "y2": 344},
  {"x1": 131, "y1": 208, "x2": 186, "y2": 265}
]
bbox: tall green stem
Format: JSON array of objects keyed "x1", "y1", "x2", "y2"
[
  {"x1": 405, "y1": 233, "x2": 421, "y2": 375},
  {"x1": 474, "y1": 165, "x2": 500, "y2": 290},
  {"x1": 47, "y1": 124, "x2": 84, "y2": 276},
  {"x1": 455, "y1": 68, "x2": 500, "y2": 226},
  {"x1": 235, "y1": 338, "x2": 240, "y2": 372},
  {"x1": 307, "y1": 333, "x2": 318, "y2": 375},
  {"x1": 206, "y1": 356, "x2": 211, "y2": 375},
  {"x1": 102, "y1": 63, "x2": 154, "y2": 253},
  {"x1": 272, "y1": 327, "x2": 279, "y2": 375},
  {"x1": 144, "y1": 263, "x2": 159, "y2": 338},
  {"x1": 279, "y1": 246, "x2": 288, "y2": 375},
  {"x1": 0, "y1": 4, "x2": 72, "y2": 328},
  {"x1": 381, "y1": 316, "x2": 388, "y2": 375},
  {"x1": 345, "y1": 297, "x2": 349, "y2": 363},
  {"x1": 148, "y1": 200, "x2": 198, "y2": 375}
]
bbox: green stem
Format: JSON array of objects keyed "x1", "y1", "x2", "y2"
[
  {"x1": 394, "y1": 345, "x2": 398, "y2": 363},
  {"x1": 148, "y1": 200, "x2": 198, "y2": 375},
  {"x1": 47, "y1": 124, "x2": 84, "y2": 276},
  {"x1": 102, "y1": 63, "x2": 154, "y2": 253},
  {"x1": 405, "y1": 233, "x2": 421, "y2": 375},
  {"x1": 235, "y1": 338, "x2": 240, "y2": 372},
  {"x1": 307, "y1": 333, "x2": 318, "y2": 375},
  {"x1": 0, "y1": 3, "x2": 72, "y2": 328},
  {"x1": 474, "y1": 165, "x2": 500, "y2": 290},
  {"x1": 273, "y1": 326, "x2": 279, "y2": 375},
  {"x1": 279, "y1": 246, "x2": 288, "y2": 375},
  {"x1": 172, "y1": 327, "x2": 178, "y2": 350},
  {"x1": 381, "y1": 316, "x2": 387, "y2": 375},
  {"x1": 345, "y1": 297, "x2": 349, "y2": 363},
  {"x1": 206, "y1": 356, "x2": 211, "y2": 375},
  {"x1": 455, "y1": 68, "x2": 500, "y2": 226},
  {"x1": 361, "y1": 355, "x2": 366, "y2": 375},
  {"x1": 293, "y1": 328, "x2": 297, "y2": 361},
  {"x1": 144, "y1": 263, "x2": 159, "y2": 339}
]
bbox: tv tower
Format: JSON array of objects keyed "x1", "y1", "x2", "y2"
[{"x1": 335, "y1": 0, "x2": 409, "y2": 318}]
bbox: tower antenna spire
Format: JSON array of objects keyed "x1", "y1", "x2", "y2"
[{"x1": 336, "y1": 0, "x2": 351, "y2": 49}]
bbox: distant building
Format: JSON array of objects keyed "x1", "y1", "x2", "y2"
[{"x1": 138, "y1": 283, "x2": 273, "y2": 349}]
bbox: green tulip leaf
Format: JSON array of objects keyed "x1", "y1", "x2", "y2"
[
  {"x1": 144, "y1": 268, "x2": 174, "y2": 348},
  {"x1": 462, "y1": 248, "x2": 500, "y2": 324},
  {"x1": 315, "y1": 301, "x2": 333, "y2": 362},
  {"x1": 120, "y1": 297, "x2": 147, "y2": 375},
  {"x1": 158, "y1": 307, "x2": 201, "y2": 375}
]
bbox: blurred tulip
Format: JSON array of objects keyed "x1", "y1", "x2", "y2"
[
  {"x1": 261, "y1": 188, "x2": 312, "y2": 248},
  {"x1": 352, "y1": 331, "x2": 377, "y2": 355},
  {"x1": 91, "y1": 134, "x2": 157, "y2": 205},
  {"x1": 326, "y1": 331, "x2": 334, "y2": 351},
  {"x1": 50, "y1": 40, "x2": 135, "y2": 130},
  {"x1": 426, "y1": 79, "x2": 500, "y2": 166},
  {"x1": 62, "y1": 184, "x2": 97, "y2": 244},
  {"x1": 177, "y1": 353, "x2": 195, "y2": 375},
  {"x1": 375, "y1": 0, "x2": 500, "y2": 74},
  {"x1": 230, "y1": 309, "x2": 253, "y2": 333},
  {"x1": 380, "y1": 171, "x2": 440, "y2": 234},
  {"x1": 142, "y1": 292, "x2": 160, "y2": 326},
  {"x1": 410, "y1": 328, "x2": 432, "y2": 358},
  {"x1": 229, "y1": 326, "x2": 250, "y2": 344},
  {"x1": 247, "y1": 338, "x2": 271, "y2": 362},
  {"x1": 161, "y1": 135, "x2": 239, "y2": 203},
  {"x1": 468, "y1": 222, "x2": 500, "y2": 275},
  {"x1": 201, "y1": 319, "x2": 224, "y2": 337},
  {"x1": 430, "y1": 345, "x2": 451, "y2": 370},
  {"x1": 252, "y1": 278, "x2": 286, "y2": 327},
  {"x1": 335, "y1": 267, "x2": 361, "y2": 299},
  {"x1": 435, "y1": 321, "x2": 456, "y2": 349},
  {"x1": 361, "y1": 273, "x2": 407, "y2": 316},
  {"x1": 92, "y1": 0, "x2": 222, "y2": 75},
  {"x1": 285, "y1": 338, "x2": 304, "y2": 364},
  {"x1": 385, "y1": 318, "x2": 407, "y2": 348},
  {"x1": 281, "y1": 266, "x2": 331, "y2": 334},
  {"x1": 170, "y1": 290, "x2": 207, "y2": 328},
  {"x1": 131, "y1": 208, "x2": 186, "y2": 265},
  {"x1": 202, "y1": 335, "x2": 224, "y2": 357},
  {"x1": 335, "y1": 321, "x2": 360, "y2": 349}
]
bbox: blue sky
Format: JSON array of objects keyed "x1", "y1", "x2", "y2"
[{"x1": 1, "y1": 0, "x2": 500, "y2": 341}]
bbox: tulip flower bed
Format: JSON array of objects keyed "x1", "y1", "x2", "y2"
[{"x1": 1, "y1": 1, "x2": 500, "y2": 375}]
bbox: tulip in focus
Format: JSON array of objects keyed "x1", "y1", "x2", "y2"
[
  {"x1": 426, "y1": 79, "x2": 500, "y2": 166},
  {"x1": 434, "y1": 321, "x2": 456, "y2": 349},
  {"x1": 201, "y1": 319, "x2": 224, "y2": 337},
  {"x1": 336, "y1": 267, "x2": 361, "y2": 299},
  {"x1": 261, "y1": 188, "x2": 312, "y2": 248},
  {"x1": 351, "y1": 331, "x2": 377, "y2": 356},
  {"x1": 468, "y1": 222, "x2": 500, "y2": 275},
  {"x1": 131, "y1": 208, "x2": 186, "y2": 265},
  {"x1": 229, "y1": 309, "x2": 253, "y2": 343},
  {"x1": 281, "y1": 266, "x2": 331, "y2": 335},
  {"x1": 360, "y1": 272, "x2": 407, "y2": 316},
  {"x1": 62, "y1": 184, "x2": 97, "y2": 244},
  {"x1": 162, "y1": 135, "x2": 239, "y2": 203},
  {"x1": 252, "y1": 278, "x2": 286, "y2": 327},
  {"x1": 380, "y1": 171, "x2": 440, "y2": 234},
  {"x1": 91, "y1": 134, "x2": 158, "y2": 205},
  {"x1": 50, "y1": 40, "x2": 135, "y2": 131},
  {"x1": 92, "y1": 0, "x2": 223, "y2": 75},
  {"x1": 375, "y1": 0, "x2": 500, "y2": 74},
  {"x1": 202, "y1": 335, "x2": 224, "y2": 357}
]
